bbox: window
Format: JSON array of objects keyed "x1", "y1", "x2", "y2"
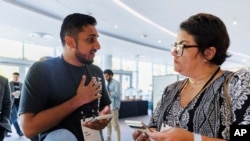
[
  {"x1": 122, "y1": 59, "x2": 136, "y2": 71},
  {"x1": 0, "y1": 65, "x2": 19, "y2": 80},
  {"x1": 138, "y1": 61, "x2": 152, "y2": 92},
  {"x1": 0, "y1": 38, "x2": 23, "y2": 59},
  {"x1": 153, "y1": 64, "x2": 166, "y2": 75},
  {"x1": 112, "y1": 57, "x2": 121, "y2": 70},
  {"x1": 24, "y1": 43, "x2": 54, "y2": 61}
]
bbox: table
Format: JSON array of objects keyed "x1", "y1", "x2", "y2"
[{"x1": 119, "y1": 100, "x2": 148, "y2": 118}]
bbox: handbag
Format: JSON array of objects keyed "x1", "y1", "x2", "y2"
[{"x1": 223, "y1": 71, "x2": 237, "y2": 122}]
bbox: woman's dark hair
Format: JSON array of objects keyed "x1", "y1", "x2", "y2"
[
  {"x1": 60, "y1": 13, "x2": 97, "y2": 46},
  {"x1": 180, "y1": 13, "x2": 230, "y2": 65}
]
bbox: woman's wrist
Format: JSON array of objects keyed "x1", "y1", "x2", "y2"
[{"x1": 193, "y1": 133, "x2": 202, "y2": 141}]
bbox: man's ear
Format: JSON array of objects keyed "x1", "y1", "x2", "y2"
[
  {"x1": 204, "y1": 46, "x2": 216, "y2": 60},
  {"x1": 65, "y1": 36, "x2": 76, "y2": 48}
]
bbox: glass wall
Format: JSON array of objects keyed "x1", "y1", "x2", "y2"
[
  {"x1": 0, "y1": 37, "x2": 57, "y2": 80},
  {"x1": 0, "y1": 38, "x2": 23, "y2": 59},
  {"x1": 0, "y1": 37, "x2": 170, "y2": 103},
  {"x1": 24, "y1": 43, "x2": 54, "y2": 61},
  {"x1": 0, "y1": 65, "x2": 19, "y2": 80}
]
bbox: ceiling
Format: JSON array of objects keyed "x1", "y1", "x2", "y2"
[{"x1": 0, "y1": 0, "x2": 250, "y2": 69}]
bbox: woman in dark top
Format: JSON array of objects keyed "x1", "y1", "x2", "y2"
[{"x1": 133, "y1": 13, "x2": 250, "y2": 141}]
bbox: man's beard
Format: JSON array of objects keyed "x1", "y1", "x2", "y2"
[{"x1": 75, "y1": 45, "x2": 93, "y2": 65}]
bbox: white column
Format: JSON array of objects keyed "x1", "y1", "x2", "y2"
[{"x1": 101, "y1": 55, "x2": 112, "y2": 70}]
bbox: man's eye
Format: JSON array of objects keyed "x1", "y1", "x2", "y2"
[{"x1": 87, "y1": 38, "x2": 94, "y2": 43}]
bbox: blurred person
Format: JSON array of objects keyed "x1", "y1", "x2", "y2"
[
  {"x1": 0, "y1": 75, "x2": 11, "y2": 140},
  {"x1": 19, "y1": 13, "x2": 111, "y2": 141},
  {"x1": 8, "y1": 72, "x2": 23, "y2": 137},
  {"x1": 39, "y1": 56, "x2": 53, "y2": 61},
  {"x1": 104, "y1": 69, "x2": 121, "y2": 141},
  {"x1": 133, "y1": 13, "x2": 250, "y2": 141}
]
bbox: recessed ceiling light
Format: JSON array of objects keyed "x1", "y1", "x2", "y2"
[
  {"x1": 157, "y1": 40, "x2": 162, "y2": 43},
  {"x1": 233, "y1": 18, "x2": 238, "y2": 25},
  {"x1": 142, "y1": 34, "x2": 147, "y2": 38},
  {"x1": 114, "y1": 25, "x2": 118, "y2": 28}
]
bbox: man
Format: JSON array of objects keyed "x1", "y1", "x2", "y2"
[
  {"x1": 8, "y1": 72, "x2": 23, "y2": 137},
  {"x1": 0, "y1": 75, "x2": 11, "y2": 140},
  {"x1": 103, "y1": 69, "x2": 121, "y2": 141},
  {"x1": 19, "y1": 13, "x2": 111, "y2": 141}
]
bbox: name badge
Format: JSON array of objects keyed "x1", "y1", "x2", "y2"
[{"x1": 81, "y1": 118, "x2": 102, "y2": 141}]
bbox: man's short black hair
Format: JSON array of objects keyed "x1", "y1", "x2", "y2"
[
  {"x1": 13, "y1": 72, "x2": 19, "y2": 76},
  {"x1": 104, "y1": 69, "x2": 113, "y2": 76},
  {"x1": 60, "y1": 13, "x2": 97, "y2": 46}
]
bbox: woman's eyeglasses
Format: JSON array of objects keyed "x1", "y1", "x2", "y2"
[{"x1": 171, "y1": 44, "x2": 199, "y2": 56}]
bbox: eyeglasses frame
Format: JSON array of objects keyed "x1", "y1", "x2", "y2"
[{"x1": 171, "y1": 44, "x2": 199, "y2": 56}]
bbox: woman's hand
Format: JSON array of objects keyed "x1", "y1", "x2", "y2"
[
  {"x1": 147, "y1": 127, "x2": 193, "y2": 141},
  {"x1": 132, "y1": 130, "x2": 150, "y2": 141}
]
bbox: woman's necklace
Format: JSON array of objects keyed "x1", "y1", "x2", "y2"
[{"x1": 186, "y1": 67, "x2": 221, "y2": 93}]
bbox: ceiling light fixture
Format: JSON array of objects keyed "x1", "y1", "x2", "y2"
[
  {"x1": 29, "y1": 32, "x2": 53, "y2": 39},
  {"x1": 113, "y1": 0, "x2": 176, "y2": 37},
  {"x1": 135, "y1": 54, "x2": 145, "y2": 58},
  {"x1": 229, "y1": 50, "x2": 250, "y2": 58},
  {"x1": 232, "y1": 18, "x2": 238, "y2": 25},
  {"x1": 142, "y1": 34, "x2": 147, "y2": 38}
]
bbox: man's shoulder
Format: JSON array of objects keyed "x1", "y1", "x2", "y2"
[
  {"x1": 31, "y1": 57, "x2": 62, "y2": 69},
  {"x1": 0, "y1": 75, "x2": 7, "y2": 81}
]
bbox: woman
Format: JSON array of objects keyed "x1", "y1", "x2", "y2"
[{"x1": 133, "y1": 13, "x2": 250, "y2": 141}]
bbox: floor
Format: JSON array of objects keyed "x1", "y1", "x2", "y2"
[{"x1": 4, "y1": 111, "x2": 151, "y2": 141}]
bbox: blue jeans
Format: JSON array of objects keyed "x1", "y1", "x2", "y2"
[
  {"x1": 44, "y1": 129, "x2": 77, "y2": 141},
  {"x1": 10, "y1": 104, "x2": 23, "y2": 136},
  {"x1": 44, "y1": 129, "x2": 104, "y2": 141}
]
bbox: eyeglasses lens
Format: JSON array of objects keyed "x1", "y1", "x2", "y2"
[{"x1": 171, "y1": 44, "x2": 183, "y2": 56}]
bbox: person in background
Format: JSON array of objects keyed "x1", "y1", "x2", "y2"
[
  {"x1": 19, "y1": 13, "x2": 111, "y2": 141},
  {"x1": 8, "y1": 72, "x2": 23, "y2": 137},
  {"x1": 39, "y1": 56, "x2": 53, "y2": 61},
  {"x1": 104, "y1": 69, "x2": 121, "y2": 141},
  {"x1": 133, "y1": 13, "x2": 250, "y2": 141},
  {"x1": 0, "y1": 75, "x2": 12, "y2": 140}
]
